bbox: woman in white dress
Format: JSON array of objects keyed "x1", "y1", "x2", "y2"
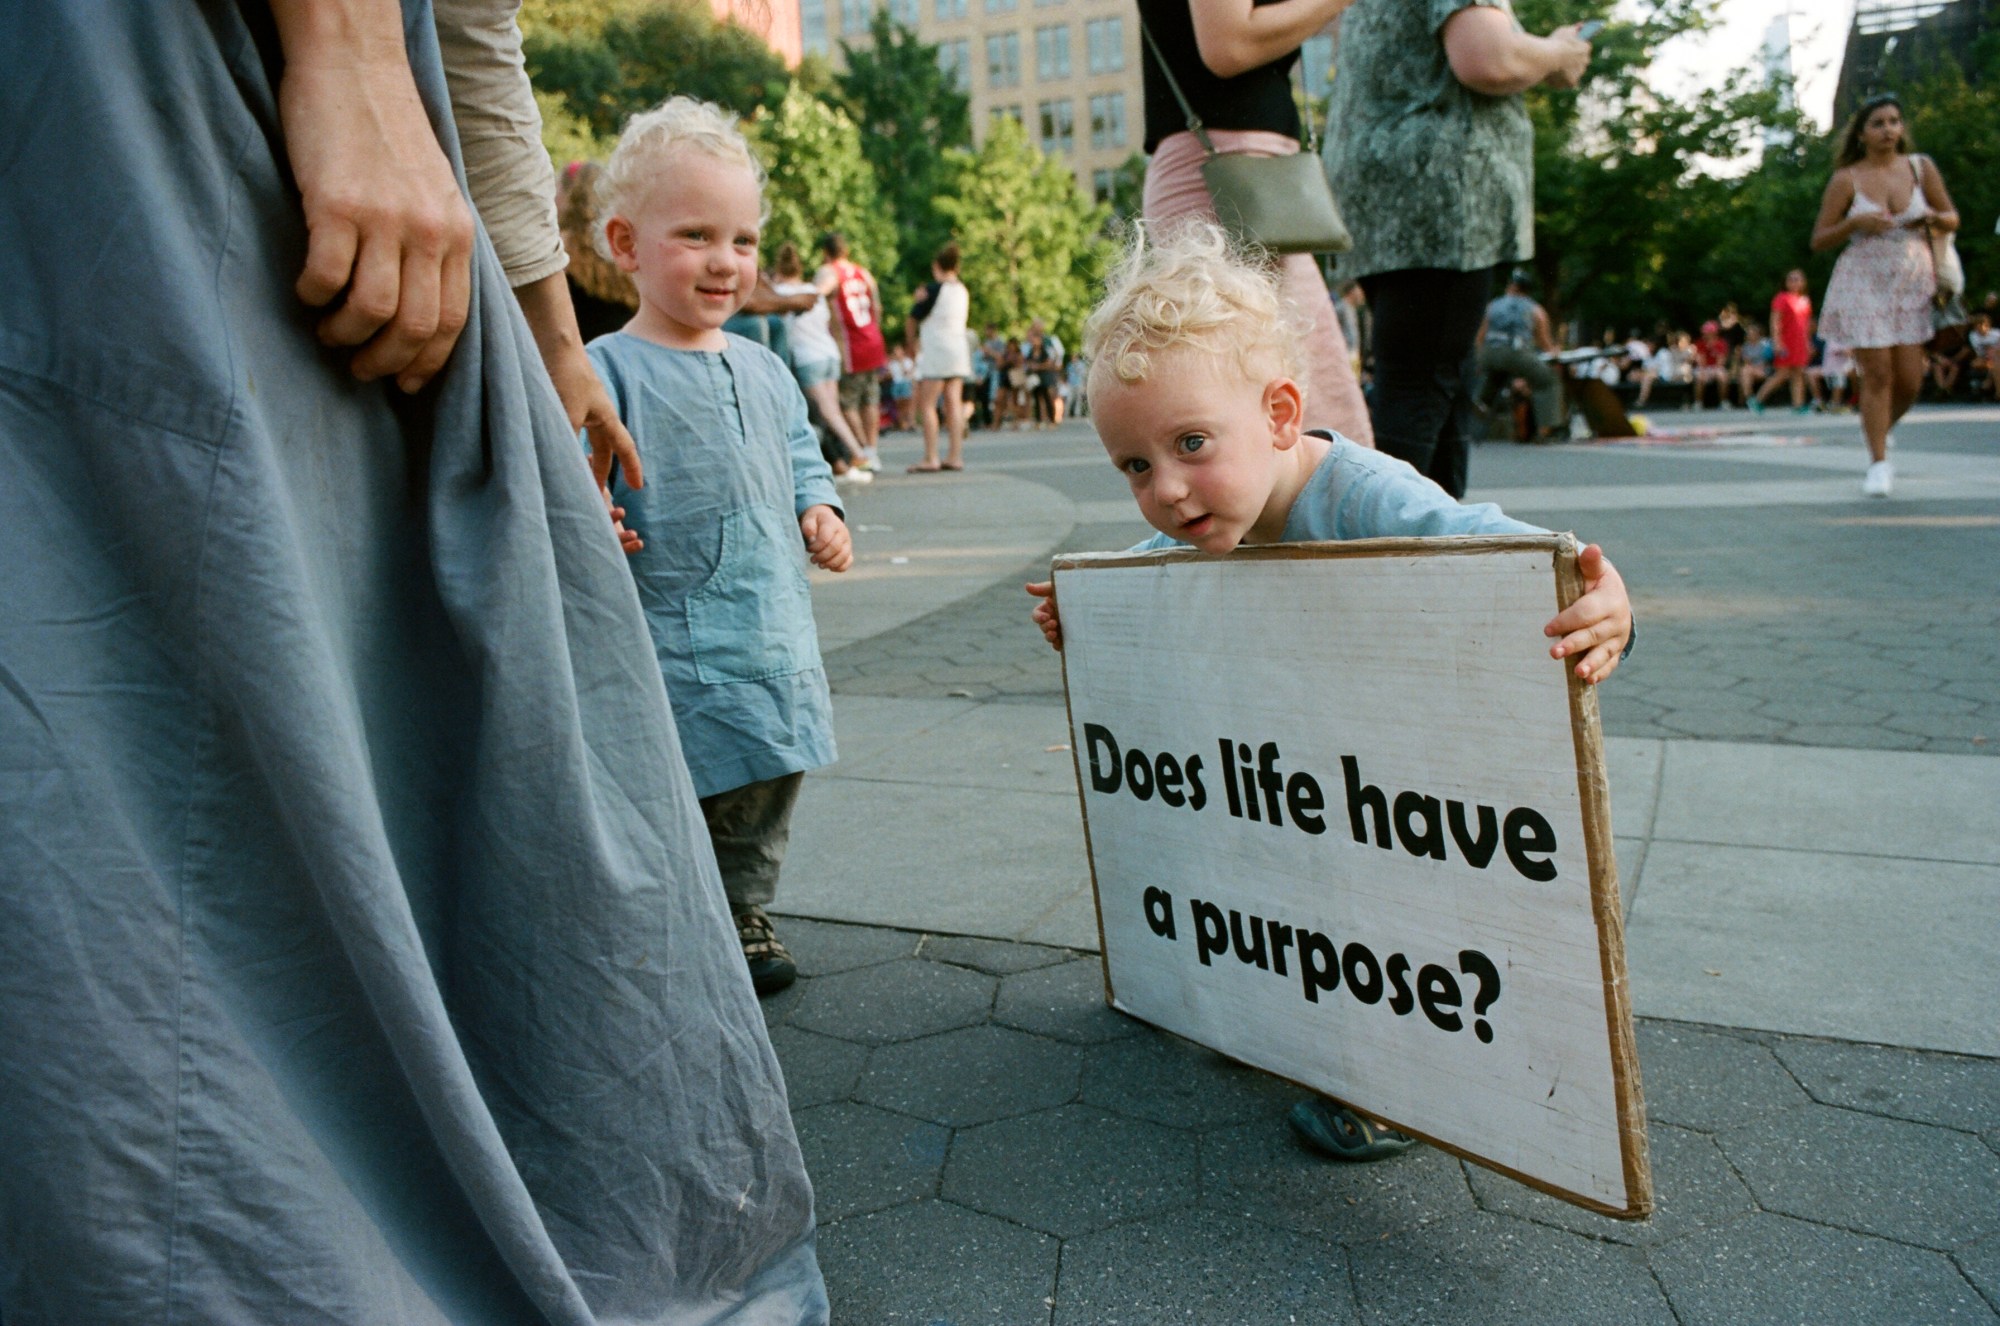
[
  {"x1": 909, "y1": 243, "x2": 973, "y2": 471},
  {"x1": 1814, "y1": 93, "x2": 1960, "y2": 497}
]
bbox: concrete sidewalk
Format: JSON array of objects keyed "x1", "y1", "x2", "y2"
[{"x1": 770, "y1": 420, "x2": 1999, "y2": 1322}]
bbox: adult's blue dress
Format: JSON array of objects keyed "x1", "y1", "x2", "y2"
[{"x1": 0, "y1": 4, "x2": 827, "y2": 1321}]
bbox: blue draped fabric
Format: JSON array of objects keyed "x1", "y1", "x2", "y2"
[{"x1": 0, "y1": 4, "x2": 826, "y2": 1321}]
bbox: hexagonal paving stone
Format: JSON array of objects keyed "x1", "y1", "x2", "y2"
[
  {"x1": 943, "y1": 1104, "x2": 1196, "y2": 1237},
  {"x1": 775, "y1": 917, "x2": 921, "y2": 976},
  {"x1": 1634, "y1": 1021, "x2": 1809, "y2": 1130},
  {"x1": 1717, "y1": 1106, "x2": 2000, "y2": 1249},
  {"x1": 758, "y1": 978, "x2": 806, "y2": 1027},
  {"x1": 1650, "y1": 1212, "x2": 1996, "y2": 1325},
  {"x1": 857, "y1": 1024, "x2": 1082, "y2": 1127},
  {"x1": 994, "y1": 958, "x2": 1144, "y2": 1044},
  {"x1": 793, "y1": 1101, "x2": 949, "y2": 1221},
  {"x1": 1198, "y1": 1119, "x2": 1475, "y2": 1244},
  {"x1": 817, "y1": 1200, "x2": 1059, "y2": 1326},
  {"x1": 1464, "y1": 1123, "x2": 1754, "y2": 1247},
  {"x1": 1055, "y1": 1207, "x2": 1356, "y2": 1325},
  {"x1": 919, "y1": 933, "x2": 1076, "y2": 975},
  {"x1": 1770, "y1": 1036, "x2": 2000, "y2": 1133},
  {"x1": 1347, "y1": 1210, "x2": 1674, "y2": 1324},
  {"x1": 768, "y1": 1025, "x2": 868, "y2": 1109},
  {"x1": 1080, "y1": 1032, "x2": 1295, "y2": 1130},
  {"x1": 790, "y1": 958, "x2": 996, "y2": 1044}
]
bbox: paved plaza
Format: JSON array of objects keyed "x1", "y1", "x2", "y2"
[{"x1": 778, "y1": 407, "x2": 2000, "y2": 1322}]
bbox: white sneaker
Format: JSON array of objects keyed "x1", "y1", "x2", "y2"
[{"x1": 1862, "y1": 459, "x2": 1893, "y2": 497}]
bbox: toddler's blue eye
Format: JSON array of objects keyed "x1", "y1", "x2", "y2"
[
  {"x1": 1176, "y1": 433, "x2": 1207, "y2": 455},
  {"x1": 1121, "y1": 457, "x2": 1151, "y2": 476}
]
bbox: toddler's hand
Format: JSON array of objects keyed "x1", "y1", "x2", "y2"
[
  {"x1": 801, "y1": 505, "x2": 852, "y2": 572},
  {"x1": 604, "y1": 491, "x2": 642, "y2": 556},
  {"x1": 1026, "y1": 580, "x2": 1063, "y2": 651},
  {"x1": 1544, "y1": 543, "x2": 1631, "y2": 685}
]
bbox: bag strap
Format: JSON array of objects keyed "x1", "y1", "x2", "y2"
[
  {"x1": 1138, "y1": 17, "x2": 1218, "y2": 157},
  {"x1": 1137, "y1": 13, "x2": 1325, "y2": 159}
]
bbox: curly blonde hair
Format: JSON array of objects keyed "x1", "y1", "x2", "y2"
[
  {"x1": 596, "y1": 96, "x2": 765, "y2": 256},
  {"x1": 1084, "y1": 220, "x2": 1309, "y2": 404},
  {"x1": 558, "y1": 161, "x2": 638, "y2": 308}
]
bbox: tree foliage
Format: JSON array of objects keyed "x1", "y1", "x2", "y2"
[
  {"x1": 747, "y1": 85, "x2": 901, "y2": 284},
  {"x1": 525, "y1": 0, "x2": 791, "y2": 136},
  {"x1": 535, "y1": 87, "x2": 618, "y2": 172},
  {"x1": 935, "y1": 115, "x2": 1114, "y2": 347},
  {"x1": 1508, "y1": 0, "x2": 2000, "y2": 334},
  {"x1": 835, "y1": 12, "x2": 974, "y2": 294}
]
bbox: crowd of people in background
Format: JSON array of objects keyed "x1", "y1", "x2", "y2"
[{"x1": 1578, "y1": 284, "x2": 2000, "y2": 417}]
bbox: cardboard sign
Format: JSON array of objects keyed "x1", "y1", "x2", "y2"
[{"x1": 1054, "y1": 535, "x2": 1651, "y2": 1218}]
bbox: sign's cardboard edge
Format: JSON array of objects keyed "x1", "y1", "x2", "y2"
[
  {"x1": 1055, "y1": 535, "x2": 1656, "y2": 1220},
  {"x1": 1553, "y1": 537, "x2": 1657, "y2": 1219},
  {"x1": 1054, "y1": 534, "x2": 1566, "y2": 573}
]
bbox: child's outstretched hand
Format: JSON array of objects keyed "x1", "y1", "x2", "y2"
[
  {"x1": 801, "y1": 505, "x2": 853, "y2": 572},
  {"x1": 1544, "y1": 543, "x2": 1632, "y2": 685},
  {"x1": 605, "y1": 492, "x2": 642, "y2": 556},
  {"x1": 1026, "y1": 580, "x2": 1062, "y2": 651}
]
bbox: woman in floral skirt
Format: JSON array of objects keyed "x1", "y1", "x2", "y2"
[{"x1": 1814, "y1": 92, "x2": 1961, "y2": 497}]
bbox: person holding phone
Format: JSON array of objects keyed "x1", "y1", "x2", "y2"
[{"x1": 1322, "y1": 1, "x2": 1594, "y2": 497}]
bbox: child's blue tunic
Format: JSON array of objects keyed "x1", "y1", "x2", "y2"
[
  {"x1": 1131, "y1": 433, "x2": 1545, "y2": 552},
  {"x1": 588, "y1": 332, "x2": 842, "y2": 798}
]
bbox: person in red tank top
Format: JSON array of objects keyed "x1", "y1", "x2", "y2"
[
  {"x1": 816, "y1": 233, "x2": 888, "y2": 467},
  {"x1": 1754, "y1": 269, "x2": 1821, "y2": 413}
]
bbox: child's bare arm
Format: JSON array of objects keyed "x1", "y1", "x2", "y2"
[
  {"x1": 800, "y1": 505, "x2": 852, "y2": 572},
  {"x1": 1544, "y1": 543, "x2": 1632, "y2": 685},
  {"x1": 1026, "y1": 580, "x2": 1062, "y2": 651}
]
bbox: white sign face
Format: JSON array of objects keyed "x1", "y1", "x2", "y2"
[{"x1": 1056, "y1": 537, "x2": 1650, "y2": 1217}]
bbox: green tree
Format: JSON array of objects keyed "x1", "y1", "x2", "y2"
[
  {"x1": 935, "y1": 115, "x2": 1114, "y2": 347},
  {"x1": 1505, "y1": 0, "x2": 1821, "y2": 333},
  {"x1": 535, "y1": 87, "x2": 617, "y2": 170},
  {"x1": 836, "y1": 12, "x2": 974, "y2": 293},
  {"x1": 747, "y1": 85, "x2": 900, "y2": 284},
  {"x1": 526, "y1": 0, "x2": 791, "y2": 136},
  {"x1": 1105, "y1": 152, "x2": 1148, "y2": 224}
]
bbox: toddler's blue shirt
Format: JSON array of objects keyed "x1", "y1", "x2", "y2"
[
  {"x1": 588, "y1": 331, "x2": 841, "y2": 797},
  {"x1": 1130, "y1": 433, "x2": 1545, "y2": 552}
]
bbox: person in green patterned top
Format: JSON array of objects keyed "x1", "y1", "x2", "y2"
[{"x1": 1321, "y1": 0, "x2": 1592, "y2": 499}]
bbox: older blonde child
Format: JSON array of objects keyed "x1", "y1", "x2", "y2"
[
  {"x1": 1026, "y1": 221, "x2": 1633, "y2": 1158},
  {"x1": 589, "y1": 97, "x2": 852, "y2": 994}
]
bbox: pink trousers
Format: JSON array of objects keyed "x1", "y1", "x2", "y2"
[{"x1": 1142, "y1": 129, "x2": 1374, "y2": 444}]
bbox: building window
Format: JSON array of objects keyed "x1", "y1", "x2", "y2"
[
  {"x1": 840, "y1": 0, "x2": 871, "y2": 35},
  {"x1": 986, "y1": 31, "x2": 1021, "y2": 87},
  {"x1": 800, "y1": 0, "x2": 830, "y2": 52},
  {"x1": 1089, "y1": 91, "x2": 1125, "y2": 150},
  {"x1": 1037, "y1": 98, "x2": 1074, "y2": 154},
  {"x1": 937, "y1": 38, "x2": 971, "y2": 90},
  {"x1": 1086, "y1": 16, "x2": 1124, "y2": 73},
  {"x1": 990, "y1": 103, "x2": 1024, "y2": 124},
  {"x1": 887, "y1": 0, "x2": 918, "y2": 25},
  {"x1": 1034, "y1": 0, "x2": 1063, "y2": 10},
  {"x1": 983, "y1": 0, "x2": 1017, "y2": 14},
  {"x1": 1034, "y1": 24, "x2": 1071, "y2": 80},
  {"x1": 1092, "y1": 168, "x2": 1115, "y2": 202},
  {"x1": 935, "y1": 0, "x2": 967, "y2": 19}
]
